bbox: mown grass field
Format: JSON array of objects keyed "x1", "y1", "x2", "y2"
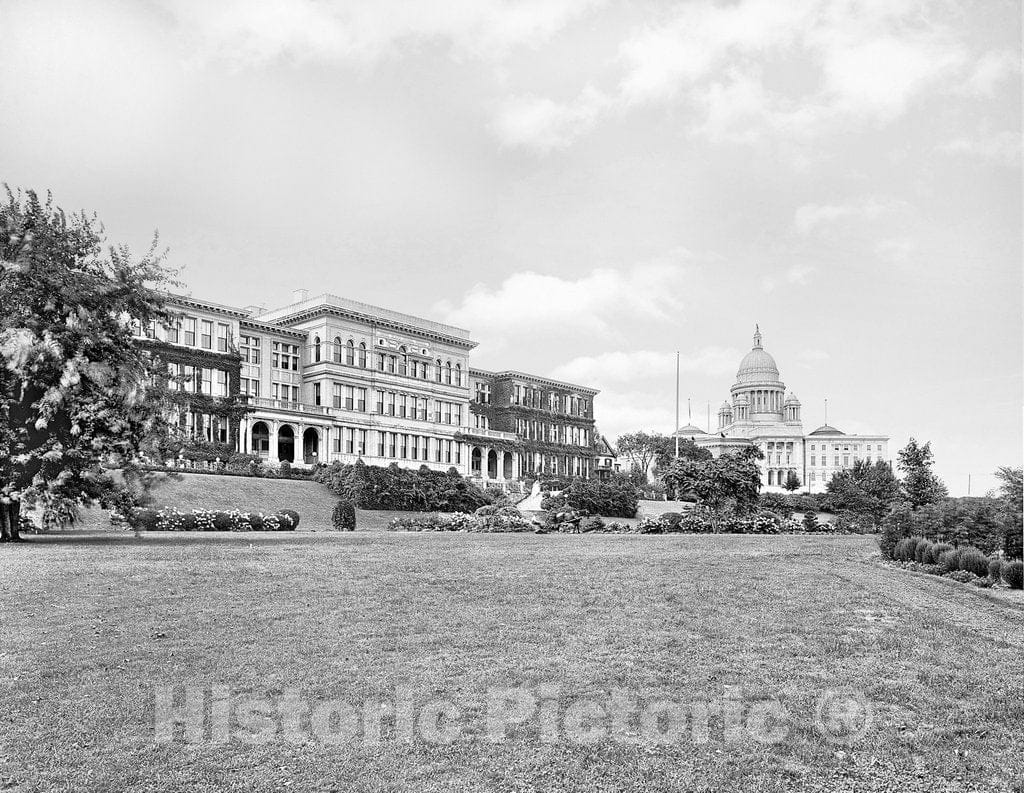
[{"x1": 1, "y1": 533, "x2": 1022, "y2": 792}]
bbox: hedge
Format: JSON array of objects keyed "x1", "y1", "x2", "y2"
[
  {"x1": 332, "y1": 501, "x2": 356, "y2": 531},
  {"x1": 315, "y1": 460, "x2": 491, "y2": 513},
  {"x1": 541, "y1": 477, "x2": 640, "y2": 519},
  {"x1": 388, "y1": 511, "x2": 534, "y2": 533},
  {"x1": 127, "y1": 507, "x2": 299, "y2": 531}
]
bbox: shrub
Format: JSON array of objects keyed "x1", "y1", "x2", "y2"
[
  {"x1": 548, "y1": 476, "x2": 639, "y2": 518},
  {"x1": 927, "y1": 542, "x2": 954, "y2": 565},
  {"x1": 1001, "y1": 560, "x2": 1024, "y2": 589},
  {"x1": 386, "y1": 512, "x2": 533, "y2": 533},
  {"x1": 944, "y1": 570, "x2": 978, "y2": 584},
  {"x1": 988, "y1": 557, "x2": 1003, "y2": 581},
  {"x1": 580, "y1": 516, "x2": 606, "y2": 533},
  {"x1": 893, "y1": 537, "x2": 919, "y2": 562},
  {"x1": 128, "y1": 508, "x2": 160, "y2": 531},
  {"x1": 937, "y1": 548, "x2": 961, "y2": 573},
  {"x1": 801, "y1": 512, "x2": 821, "y2": 532},
  {"x1": 956, "y1": 546, "x2": 989, "y2": 577},
  {"x1": 315, "y1": 461, "x2": 490, "y2": 512},
  {"x1": 279, "y1": 508, "x2": 301, "y2": 529},
  {"x1": 332, "y1": 501, "x2": 356, "y2": 531},
  {"x1": 914, "y1": 540, "x2": 934, "y2": 564},
  {"x1": 660, "y1": 512, "x2": 685, "y2": 531},
  {"x1": 759, "y1": 492, "x2": 793, "y2": 518}
]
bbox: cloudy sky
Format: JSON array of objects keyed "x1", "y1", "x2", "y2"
[{"x1": 2, "y1": 0, "x2": 1020, "y2": 493}]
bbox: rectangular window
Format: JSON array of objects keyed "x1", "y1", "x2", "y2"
[
  {"x1": 314, "y1": 382, "x2": 321, "y2": 406},
  {"x1": 834, "y1": 456, "x2": 840, "y2": 466},
  {"x1": 376, "y1": 390, "x2": 385, "y2": 414},
  {"x1": 377, "y1": 431, "x2": 385, "y2": 457},
  {"x1": 357, "y1": 430, "x2": 366, "y2": 456},
  {"x1": 810, "y1": 456, "x2": 816, "y2": 466},
  {"x1": 216, "y1": 323, "x2": 229, "y2": 352},
  {"x1": 377, "y1": 353, "x2": 386, "y2": 372},
  {"x1": 345, "y1": 428, "x2": 355, "y2": 454},
  {"x1": 387, "y1": 433, "x2": 396, "y2": 458},
  {"x1": 215, "y1": 370, "x2": 228, "y2": 397},
  {"x1": 200, "y1": 320, "x2": 213, "y2": 350},
  {"x1": 356, "y1": 388, "x2": 366, "y2": 411},
  {"x1": 410, "y1": 435, "x2": 419, "y2": 459},
  {"x1": 387, "y1": 392, "x2": 396, "y2": 416},
  {"x1": 183, "y1": 317, "x2": 196, "y2": 346},
  {"x1": 399, "y1": 394, "x2": 408, "y2": 418},
  {"x1": 400, "y1": 434, "x2": 408, "y2": 459},
  {"x1": 333, "y1": 383, "x2": 342, "y2": 409},
  {"x1": 166, "y1": 321, "x2": 180, "y2": 344},
  {"x1": 843, "y1": 455, "x2": 849, "y2": 467}
]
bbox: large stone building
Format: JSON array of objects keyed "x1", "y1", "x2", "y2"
[
  {"x1": 137, "y1": 290, "x2": 600, "y2": 485},
  {"x1": 677, "y1": 326, "x2": 889, "y2": 493},
  {"x1": 468, "y1": 369, "x2": 598, "y2": 480}
]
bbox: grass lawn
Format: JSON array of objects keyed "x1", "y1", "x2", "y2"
[{"x1": 1, "y1": 533, "x2": 1022, "y2": 792}]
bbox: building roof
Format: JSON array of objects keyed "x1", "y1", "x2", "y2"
[
  {"x1": 470, "y1": 369, "x2": 600, "y2": 396},
  {"x1": 735, "y1": 325, "x2": 781, "y2": 384},
  {"x1": 674, "y1": 423, "x2": 708, "y2": 436},
  {"x1": 809, "y1": 424, "x2": 845, "y2": 436}
]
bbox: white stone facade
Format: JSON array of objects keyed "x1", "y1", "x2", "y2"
[{"x1": 679, "y1": 327, "x2": 889, "y2": 493}]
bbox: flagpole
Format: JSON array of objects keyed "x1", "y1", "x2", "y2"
[{"x1": 675, "y1": 351, "x2": 680, "y2": 459}]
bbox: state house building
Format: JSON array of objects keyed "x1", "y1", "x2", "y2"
[
  {"x1": 676, "y1": 327, "x2": 890, "y2": 493},
  {"x1": 136, "y1": 290, "x2": 600, "y2": 485}
]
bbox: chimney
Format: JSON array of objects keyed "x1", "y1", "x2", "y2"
[
  {"x1": 292, "y1": 289, "x2": 309, "y2": 303},
  {"x1": 244, "y1": 305, "x2": 265, "y2": 317}
]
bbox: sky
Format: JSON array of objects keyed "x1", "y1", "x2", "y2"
[{"x1": 1, "y1": 0, "x2": 1020, "y2": 494}]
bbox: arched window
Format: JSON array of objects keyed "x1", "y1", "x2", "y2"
[
  {"x1": 767, "y1": 470, "x2": 775, "y2": 486},
  {"x1": 435, "y1": 359, "x2": 442, "y2": 383},
  {"x1": 333, "y1": 337, "x2": 343, "y2": 363},
  {"x1": 345, "y1": 339, "x2": 355, "y2": 366},
  {"x1": 445, "y1": 361, "x2": 452, "y2": 385},
  {"x1": 313, "y1": 336, "x2": 321, "y2": 363},
  {"x1": 358, "y1": 342, "x2": 367, "y2": 368},
  {"x1": 455, "y1": 363, "x2": 462, "y2": 387}
]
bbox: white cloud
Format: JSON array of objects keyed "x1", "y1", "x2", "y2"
[
  {"x1": 793, "y1": 197, "x2": 905, "y2": 236},
  {"x1": 961, "y1": 49, "x2": 1020, "y2": 96},
  {"x1": 786, "y1": 264, "x2": 816, "y2": 285},
  {"x1": 495, "y1": 0, "x2": 977, "y2": 151},
  {"x1": 938, "y1": 130, "x2": 1021, "y2": 167},
  {"x1": 162, "y1": 0, "x2": 599, "y2": 65},
  {"x1": 551, "y1": 347, "x2": 740, "y2": 385},
  {"x1": 874, "y1": 237, "x2": 916, "y2": 264},
  {"x1": 490, "y1": 85, "x2": 610, "y2": 152},
  {"x1": 434, "y1": 258, "x2": 690, "y2": 356}
]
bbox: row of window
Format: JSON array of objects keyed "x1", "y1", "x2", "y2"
[
  {"x1": 520, "y1": 453, "x2": 592, "y2": 477},
  {"x1": 306, "y1": 337, "x2": 466, "y2": 386},
  {"x1": 166, "y1": 364, "x2": 229, "y2": 397},
  {"x1": 809, "y1": 455, "x2": 875, "y2": 468},
  {"x1": 174, "y1": 410, "x2": 229, "y2": 444},
  {"x1": 139, "y1": 317, "x2": 233, "y2": 353},
  {"x1": 511, "y1": 385, "x2": 589, "y2": 417},
  {"x1": 808, "y1": 443, "x2": 884, "y2": 452},
  {"x1": 514, "y1": 418, "x2": 591, "y2": 447}
]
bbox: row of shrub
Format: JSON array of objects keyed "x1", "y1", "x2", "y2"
[
  {"x1": 540, "y1": 477, "x2": 640, "y2": 519},
  {"x1": 889, "y1": 536, "x2": 1023, "y2": 589},
  {"x1": 315, "y1": 460, "x2": 491, "y2": 512},
  {"x1": 880, "y1": 499, "x2": 1021, "y2": 558},
  {"x1": 126, "y1": 507, "x2": 300, "y2": 532},
  {"x1": 388, "y1": 507, "x2": 535, "y2": 533}
]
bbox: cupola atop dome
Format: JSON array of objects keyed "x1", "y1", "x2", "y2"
[
  {"x1": 784, "y1": 391, "x2": 801, "y2": 405},
  {"x1": 735, "y1": 324, "x2": 781, "y2": 384}
]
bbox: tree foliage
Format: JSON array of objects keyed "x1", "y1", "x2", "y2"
[
  {"x1": 541, "y1": 473, "x2": 640, "y2": 518},
  {"x1": 615, "y1": 431, "x2": 670, "y2": 480},
  {"x1": 897, "y1": 438, "x2": 947, "y2": 508},
  {"x1": 661, "y1": 446, "x2": 763, "y2": 516},
  {"x1": 314, "y1": 460, "x2": 491, "y2": 513},
  {"x1": 826, "y1": 459, "x2": 901, "y2": 523},
  {"x1": 783, "y1": 470, "x2": 801, "y2": 491},
  {"x1": 0, "y1": 188, "x2": 176, "y2": 540}
]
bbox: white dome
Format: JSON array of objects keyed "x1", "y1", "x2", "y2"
[{"x1": 736, "y1": 326, "x2": 780, "y2": 384}]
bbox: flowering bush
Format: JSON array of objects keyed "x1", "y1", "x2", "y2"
[
  {"x1": 126, "y1": 507, "x2": 298, "y2": 532},
  {"x1": 387, "y1": 512, "x2": 533, "y2": 533}
]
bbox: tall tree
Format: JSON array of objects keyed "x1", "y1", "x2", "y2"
[
  {"x1": 0, "y1": 188, "x2": 175, "y2": 541},
  {"x1": 827, "y1": 459, "x2": 901, "y2": 522},
  {"x1": 783, "y1": 470, "x2": 801, "y2": 492},
  {"x1": 662, "y1": 445, "x2": 763, "y2": 517},
  {"x1": 615, "y1": 431, "x2": 670, "y2": 481},
  {"x1": 897, "y1": 438, "x2": 947, "y2": 509}
]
